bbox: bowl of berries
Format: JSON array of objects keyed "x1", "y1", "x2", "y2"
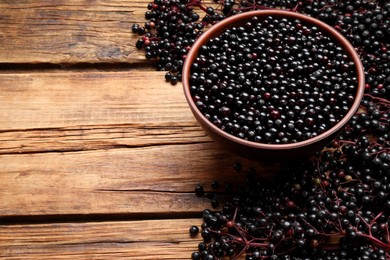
[{"x1": 182, "y1": 9, "x2": 365, "y2": 161}]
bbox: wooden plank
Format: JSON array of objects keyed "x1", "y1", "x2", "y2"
[
  {"x1": 0, "y1": 70, "x2": 279, "y2": 217},
  {"x1": 0, "y1": 218, "x2": 210, "y2": 259},
  {"x1": 0, "y1": 0, "x2": 216, "y2": 65},
  {"x1": 0, "y1": 0, "x2": 147, "y2": 64},
  {"x1": 0, "y1": 71, "x2": 190, "y2": 131},
  {"x1": 0, "y1": 70, "x2": 206, "y2": 154},
  {"x1": 0, "y1": 142, "x2": 279, "y2": 218},
  {"x1": 0, "y1": 122, "x2": 209, "y2": 154}
]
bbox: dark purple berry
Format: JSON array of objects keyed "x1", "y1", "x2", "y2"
[
  {"x1": 189, "y1": 225, "x2": 199, "y2": 237},
  {"x1": 195, "y1": 184, "x2": 204, "y2": 197}
]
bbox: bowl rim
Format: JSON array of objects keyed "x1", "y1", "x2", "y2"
[{"x1": 182, "y1": 9, "x2": 365, "y2": 151}]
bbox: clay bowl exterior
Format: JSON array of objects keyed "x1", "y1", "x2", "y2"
[{"x1": 182, "y1": 10, "x2": 365, "y2": 161}]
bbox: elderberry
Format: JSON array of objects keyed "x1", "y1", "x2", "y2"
[
  {"x1": 195, "y1": 184, "x2": 204, "y2": 197},
  {"x1": 191, "y1": 135, "x2": 390, "y2": 258},
  {"x1": 134, "y1": 1, "x2": 390, "y2": 258},
  {"x1": 190, "y1": 15, "x2": 358, "y2": 144},
  {"x1": 189, "y1": 225, "x2": 200, "y2": 237},
  {"x1": 133, "y1": 0, "x2": 388, "y2": 105}
]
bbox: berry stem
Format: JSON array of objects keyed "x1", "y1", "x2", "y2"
[
  {"x1": 364, "y1": 94, "x2": 390, "y2": 106},
  {"x1": 187, "y1": 0, "x2": 208, "y2": 12},
  {"x1": 349, "y1": 212, "x2": 390, "y2": 252},
  {"x1": 359, "y1": 232, "x2": 390, "y2": 251}
]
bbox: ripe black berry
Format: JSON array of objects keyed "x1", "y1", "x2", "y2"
[
  {"x1": 195, "y1": 184, "x2": 204, "y2": 197},
  {"x1": 134, "y1": 1, "x2": 390, "y2": 259},
  {"x1": 189, "y1": 15, "x2": 358, "y2": 144},
  {"x1": 211, "y1": 180, "x2": 219, "y2": 189},
  {"x1": 189, "y1": 225, "x2": 199, "y2": 237}
]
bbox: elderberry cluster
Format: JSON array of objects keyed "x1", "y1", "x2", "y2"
[
  {"x1": 131, "y1": 0, "x2": 390, "y2": 258},
  {"x1": 189, "y1": 15, "x2": 358, "y2": 144},
  {"x1": 132, "y1": 1, "x2": 389, "y2": 100},
  {"x1": 190, "y1": 139, "x2": 390, "y2": 259},
  {"x1": 132, "y1": 0, "x2": 212, "y2": 85}
]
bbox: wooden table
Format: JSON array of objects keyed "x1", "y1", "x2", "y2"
[{"x1": 0, "y1": 1, "x2": 279, "y2": 258}]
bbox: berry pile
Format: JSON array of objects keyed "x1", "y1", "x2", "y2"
[
  {"x1": 132, "y1": 0, "x2": 390, "y2": 259},
  {"x1": 133, "y1": 1, "x2": 389, "y2": 93},
  {"x1": 189, "y1": 15, "x2": 358, "y2": 144},
  {"x1": 191, "y1": 138, "x2": 390, "y2": 259},
  {"x1": 132, "y1": 0, "x2": 389, "y2": 141}
]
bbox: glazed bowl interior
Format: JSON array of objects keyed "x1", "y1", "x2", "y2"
[{"x1": 182, "y1": 10, "x2": 365, "y2": 160}]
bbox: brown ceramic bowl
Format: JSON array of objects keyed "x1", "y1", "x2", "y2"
[{"x1": 182, "y1": 10, "x2": 365, "y2": 161}]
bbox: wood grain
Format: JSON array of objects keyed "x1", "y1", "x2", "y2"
[
  {"x1": 0, "y1": 0, "x2": 216, "y2": 65},
  {"x1": 0, "y1": 71, "x2": 280, "y2": 218},
  {"x1": 0, "y1": 2, "x2": 276, "y2": 258},
  {"x1": 0, "y1": 71, "x2": 192, "y2": 130},
  {"x1": 0, "y1": 122, "x2": 208, "y2": 154},
  {"x1": 0, "y1": 0, "x2": 147, "y2": 64},
  {"x1": 0, "y1": 218, "x2": 206, "y2": 259},
  {"x1": 0, "y1": 70, "x2": 206, "y2": 153},
  {"x1": 0, "y1": 142, "x2": 280, "y2": 218}
]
